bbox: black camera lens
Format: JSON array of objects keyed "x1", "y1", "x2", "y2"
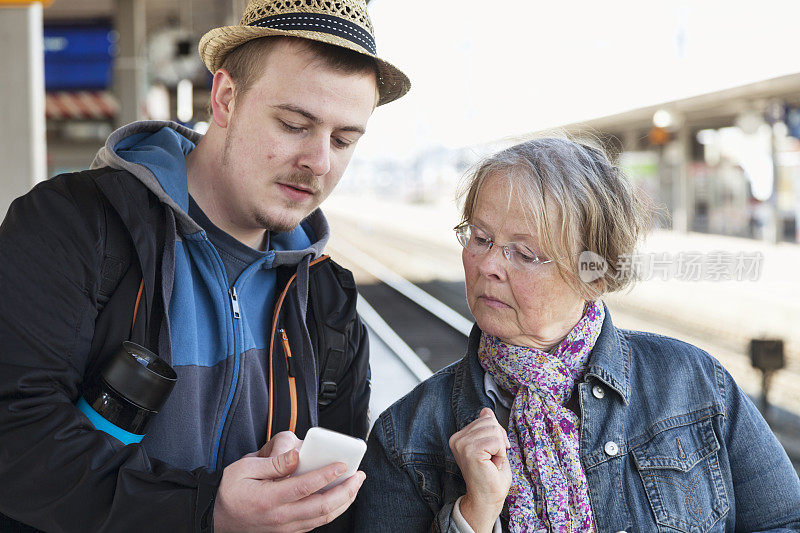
[{"x1": 78, "y1": 342, "x2": 176, "y2": 443}]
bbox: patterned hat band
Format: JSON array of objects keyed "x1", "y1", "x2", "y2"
[{"x1": 248, "y1": 13, "x2": 377, "y2": 55}]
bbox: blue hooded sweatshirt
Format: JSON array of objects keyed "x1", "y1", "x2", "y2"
[{"x1": 90, "y1": 121, "x2": 330, "y2": 470}]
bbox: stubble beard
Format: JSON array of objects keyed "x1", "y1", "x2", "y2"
[
  {"x1": 254, "y1": 205, "x2": 304, "y2": 233},
  {"x1": 255, "y1": 172, "x2": 323, "y2": 233}
]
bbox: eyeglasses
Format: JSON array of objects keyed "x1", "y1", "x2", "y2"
[{"x1": 453, "y1": 222, "x2": 553, "y2": 271}]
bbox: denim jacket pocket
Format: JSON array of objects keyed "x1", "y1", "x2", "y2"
[
  {"x1": 631, "y1": 416, "x2": 729, "y2": 533},
  {"x1": 404, "y1": 453, "x2": 466, "y2": 513}
]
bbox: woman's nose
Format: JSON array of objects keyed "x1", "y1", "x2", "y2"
[{"x1": 477, "y1": 244, "x2": 508, "y2": 279}]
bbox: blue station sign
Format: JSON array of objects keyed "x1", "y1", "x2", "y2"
[{"x1": 44, "y1": 24, "x2": 116, "y2": 91}]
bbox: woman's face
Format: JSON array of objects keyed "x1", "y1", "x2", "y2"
[{"x1": 463, "y1": 173, "x2": 586, "y2": 350}]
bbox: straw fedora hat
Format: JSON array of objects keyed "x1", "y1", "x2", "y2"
[{"x1": 199, "y1": 0, "x2": 410, "y2": 106}]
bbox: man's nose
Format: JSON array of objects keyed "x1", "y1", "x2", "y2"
[{"x1": 298, "y1": 135, "x2": 331, "y2": 177}]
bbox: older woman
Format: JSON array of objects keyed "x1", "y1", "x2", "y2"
[{"x1": 354, "y1": 138, "x2": 800, "y2": 532}]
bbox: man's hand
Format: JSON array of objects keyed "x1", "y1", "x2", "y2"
[
  {"x1": 214, "y1": 431, "x2": 366, "y2": 533},
  {"x1": 449, "y1": 408, "x2": 511, "y2": 533},
  {"x1": 250, "y1": 431, "x2": 303, "y2": 459}
]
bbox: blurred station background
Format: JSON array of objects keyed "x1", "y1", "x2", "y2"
[{"x1": 1, "y1": 0, "x2": 799, "y2": 468}]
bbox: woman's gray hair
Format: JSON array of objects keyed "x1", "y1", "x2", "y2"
[{"x1": 458, "y1": 136, "x2": 655, "y2": 299}]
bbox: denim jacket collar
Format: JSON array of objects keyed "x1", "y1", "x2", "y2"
[
  {"x1": 452, "y1": 303, "x2": 631, "y2": 428},
  {"x1": 451, "y1": 325, "x2": 495, "y2": 431},
  {"x1": 583, "y1": 304, "x2": 631, "y2": 405}
]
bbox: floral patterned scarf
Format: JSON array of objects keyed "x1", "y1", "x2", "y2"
[{"x1": 478, "y1": 301, "x2": 605, "y2": 533}]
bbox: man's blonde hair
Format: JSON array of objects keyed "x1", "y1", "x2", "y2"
[{"x1": 458, "y1": 136, "x2": 656, "y2": 299}]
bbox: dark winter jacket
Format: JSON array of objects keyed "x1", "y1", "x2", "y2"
[{"x1": 0, "y1": 121, "x2": 370, "y2": 532}]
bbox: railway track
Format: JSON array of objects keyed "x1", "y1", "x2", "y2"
[{"x1": 330, "y1": 237, "x2": 472, "y2": 373}]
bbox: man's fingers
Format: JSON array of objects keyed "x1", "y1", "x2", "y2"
[
  {"x1": 284, "y1": 471, "x2": 365, "y2": 529},
  {"x1": 257, "y1": 431, "x2": 302, "y2": 458},
  {"x1": 273, "y1": 449, "x2": 301, "y2": 478},
  {"x1": 292, "y1": 495, "x2": 355, "y2": 532},
  {"x1": 242, "y1": 449, "x2": 299, "y2": 481},
  {"x1": 280, "y1": 461, "x2": 348, "y2": 502}
]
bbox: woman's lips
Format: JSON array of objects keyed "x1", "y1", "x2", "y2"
[{"x1": 479, "y1": 295, "x2": 510, "y2": 309}]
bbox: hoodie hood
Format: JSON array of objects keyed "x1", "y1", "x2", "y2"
[{"x1": 90, "y1": 120, "x2": 328, "y2": 261}]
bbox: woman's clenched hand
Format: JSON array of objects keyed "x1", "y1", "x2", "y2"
[{"x1": 449, "y1": 407, "x2": 512, "y2": 533}]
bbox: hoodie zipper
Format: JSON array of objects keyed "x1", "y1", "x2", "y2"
[
  {"x1": 229, "y1": 287, "x2": 241, "y2": 319},
  {"x1": 209, "y1": 264, "x2": 244, "y2": 470}
]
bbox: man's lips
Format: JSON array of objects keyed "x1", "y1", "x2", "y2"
[
  {"x1": 277, "y1": 182, "x2": 317, "y2": 201},
  {"x1": 283, "y1": 182, "x2": 314, "y2": 193}
]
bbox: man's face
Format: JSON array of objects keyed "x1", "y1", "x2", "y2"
[{"x1": 218, "y1": 40, "x2": 378, "y2": 233}]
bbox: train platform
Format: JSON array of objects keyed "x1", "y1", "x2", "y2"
[
  {"x1": 324, "y1": 192, "x2": 800, "y2": 470},
  {"x1": 361, "y1": 299, "x2": 431, "y2": 425},
  {"x1": 365, "y1": 323, "x2": 419, "y2": 425}
]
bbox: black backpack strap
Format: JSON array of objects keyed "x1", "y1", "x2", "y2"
[
  {"x1": 67, "y1": 170, "x2": 135, "y2": 315},
  {"x1": 96, "y1": 186, "x2": 133, "y2": 313},
  {"x1": 60, "y1": 171, "x2": 138, "y2": 392},
  {"x1": 315, "y1": 261, "x2": 358, "y2": 408},
  {"x1": 318, "y1": 328, "x2": 347, "y2": 407}
]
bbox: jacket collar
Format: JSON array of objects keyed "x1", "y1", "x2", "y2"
[
  {"x1": 451, "y1": 324, "x2": 495, "y2": 431},
  {"x1": 451, "y1": 304, "x2": 631, "y2": 427},
  {"x1": 583, "y1": 304, "x2": 631, "y2": 405}
]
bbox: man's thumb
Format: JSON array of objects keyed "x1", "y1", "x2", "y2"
[{"x1": 270, "y1": 448, "x2": 299, "y2": 478}]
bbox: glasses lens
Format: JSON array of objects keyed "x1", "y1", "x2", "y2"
[
  {"x1": 455, "y1": 225, "x2": 470, "y2": 248},
  {"x1": 508, "y1": 243, "x2": 540, "y2": 270},
  {"x1": 468, "y1": 225, "x2": 493, "y2": 253}
]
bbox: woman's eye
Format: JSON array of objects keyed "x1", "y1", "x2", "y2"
[
  {"x1": 472, "y1": 234, "x2": 491, "y2": 246},
  {"x1": 514, "y1": 246, "x2": 538, "y2": 263}
]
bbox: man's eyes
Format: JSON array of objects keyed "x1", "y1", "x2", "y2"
[
  {"x1": 279, "y1": 120, "x2": 356, "y2": 149},
  {"x1": 279, "y1": 120, "x2": 304, "y2": 133},
  {"x1": 332, "y1": 137, "x2": 355, "y2": 149}
]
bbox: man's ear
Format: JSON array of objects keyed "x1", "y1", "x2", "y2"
[{"x1": 209, "y1": 69, "x2": 236, "y2": 128}]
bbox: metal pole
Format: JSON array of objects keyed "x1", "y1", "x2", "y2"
[
  {"x1": 670, "y1": 124, "x2": 692, "y2": 233},
  {"x1": 0, "y1": 3, "x2": 46, "y2": 218},
  {"x1": 761, "y1": 370, "x2": 774, "y2": 420},
  {"x1": 113, "y1": 0, "x2": 146, "y2": 127},
  {"x1": 767, "y1": 124, "x2": 781, "y2": 244}
]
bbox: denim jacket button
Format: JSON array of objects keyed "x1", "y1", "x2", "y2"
[
  {"x1": 592, "y1": 385, "x2": 605, "y2": 399},
  {"x1": 604, "y1": 441, "x2": 619, "y2": 456}
]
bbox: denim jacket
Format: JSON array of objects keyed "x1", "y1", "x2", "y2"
[{"x1": 354, "y1": 309, "x2": 800, "y2": 532}]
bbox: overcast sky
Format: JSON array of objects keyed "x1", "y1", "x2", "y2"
[{"x1": 353, "y1": 0, "x2": 800, "y2": 161}]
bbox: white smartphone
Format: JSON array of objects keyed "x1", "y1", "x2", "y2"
[{"x1": 293, "y1": 427, "x2": 367, "y2": 491}]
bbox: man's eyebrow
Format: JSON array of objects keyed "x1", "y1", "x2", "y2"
[
  {"x1": 273, "y1": 104, "x2": 321, "y2": 124},
  {"x1": 339, "y1": 124, "x2": 366, "y2": 134},
  {"x1": 273, "y1": 104, "x2": 365, "y2": 135}
]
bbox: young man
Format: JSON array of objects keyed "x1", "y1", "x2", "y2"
[{"x1": 0, "y1": 0, "x2": 409, "y2": 531}]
